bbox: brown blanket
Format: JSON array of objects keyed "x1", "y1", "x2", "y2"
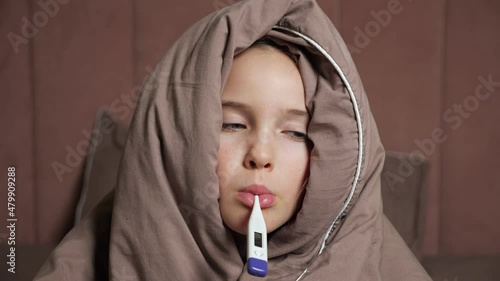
[{"x1": 34, "y1": 0, "x2": 431, "y2": 280}]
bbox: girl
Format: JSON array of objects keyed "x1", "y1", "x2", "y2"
[{"x1": 35, "y1": 0, "x2": 431, "y2": 280}]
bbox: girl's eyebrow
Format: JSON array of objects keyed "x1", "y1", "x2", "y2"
[
  {"x1": 222, "y1": 100, "x2": 252, "y2": 112},
  {"x1": 281, "y1": 108, "x2": 309, "y2": 120},
  {"x1": 222, "y1": 100, "x2": 309, "y2": 120}
]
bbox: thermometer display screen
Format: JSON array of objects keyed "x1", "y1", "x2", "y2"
[{"x1": 254, "y1": 232, "x2": 262, "y2": 248}]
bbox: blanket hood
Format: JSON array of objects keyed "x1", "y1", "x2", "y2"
[{"x1": 34, "y1": 1, "x2": 432, "y2": 280}]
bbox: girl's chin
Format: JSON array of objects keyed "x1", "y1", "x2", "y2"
[
  {"x1": 225, "y1": 218, "x2": 279, "y2": 235},
  {"x1": 223, "y1": 218, "x2": 248, "y2": 235},
  {"x1": 232, "y1": 227, "x2": 248, "y2": 235},
  {"x1": 220, "y1": 201, "x2": 282, "y2": 234}
]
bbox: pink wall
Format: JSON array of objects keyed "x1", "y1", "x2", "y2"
[
  {"x1": 1, "y1": 0, "x2": 499, "y2": 256},
  {"x1": 340, "y1": 0, "x2": 446, "y2": 255}
]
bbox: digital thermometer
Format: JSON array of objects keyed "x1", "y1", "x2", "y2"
[{"x1": 247, "y1": 195, "x2": 268, "y2": 277}]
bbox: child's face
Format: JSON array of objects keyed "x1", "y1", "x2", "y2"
[{"x1": 217, "y1": 47, "x2": 311, "y2": 234}]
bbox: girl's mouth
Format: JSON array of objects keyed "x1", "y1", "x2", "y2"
[
  {"x1": 237, "y1": 192, "x2": 276, "y2": 208},
  {"x1": 237, "y1": 184, "x2": 276, "y2": 208}
]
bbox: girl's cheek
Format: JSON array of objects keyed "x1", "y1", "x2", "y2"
[
  {"x1": 275, "y1": 141, "x2": 309, "y2": 163},
  {"x1": 217, "y1": 167, "x2": 231, "y2": 188},
  {"x1": 217, "y1": 144, "x2": 241, "y2": 186}
]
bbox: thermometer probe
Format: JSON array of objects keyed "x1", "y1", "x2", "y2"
[{"x1": 247, "y1": 195, "x2": 268, "y2": 277}]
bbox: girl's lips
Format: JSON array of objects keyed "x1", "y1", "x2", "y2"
[{"x1": 237, "y1": 192, "x2": 276, "y2": 208}]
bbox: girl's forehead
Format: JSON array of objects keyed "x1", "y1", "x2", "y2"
[
  {"x1": 222, "y1": 99, "x2": 308, "y2": 120},
  {"x1": 224, "y1": 50, "x2": 305, "y2": 105}
]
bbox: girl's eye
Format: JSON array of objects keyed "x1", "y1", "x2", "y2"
[
  {"x1": 286, "y1": 131, "x2": 308, "y2": 141},
  {"x1": 222, "y1": 123, "x2": 246, "y2": 131},
  {"x1": 222, "y1": 124, "x2": 308, "y2": 141}
]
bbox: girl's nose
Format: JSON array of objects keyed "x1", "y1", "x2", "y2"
[{"x1": 244, "y1": 136, "x2": 274, "y2": 170}]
